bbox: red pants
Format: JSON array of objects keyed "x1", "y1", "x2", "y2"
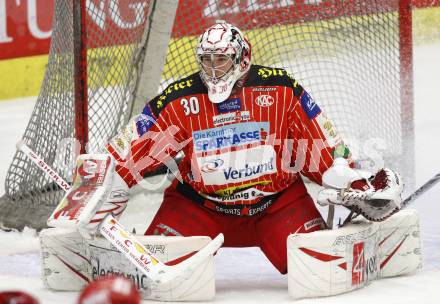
[{"x1": 145, "y1": 179, "x2": 324, "y2": 274}]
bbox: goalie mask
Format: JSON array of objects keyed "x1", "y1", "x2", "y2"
[{"x1": 196, "y1": 21, "x2": 251, "y2": 103}]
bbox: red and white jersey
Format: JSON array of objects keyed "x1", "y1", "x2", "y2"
[{"x1": 106, "y1": 65, "x2": 350, "y2": 216}]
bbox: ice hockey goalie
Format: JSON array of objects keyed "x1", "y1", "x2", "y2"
[{"x1": 41, "y1": 21, "x2": 422, "y2": 301}]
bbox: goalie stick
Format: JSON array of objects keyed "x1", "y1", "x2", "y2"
[
  {"x1": 16, "y1": 140, "x2": 223, "y2": 284},
  {"x1": 402, "y1": 172, "x2": 440, "y2": 207}
]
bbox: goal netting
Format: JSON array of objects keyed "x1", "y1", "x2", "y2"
[{"x1": 0, "y1": 0, "x2": 414, "y2": 230}]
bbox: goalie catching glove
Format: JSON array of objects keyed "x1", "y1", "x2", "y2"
[
  {"x1": 48, "y1": 154, "x2": 129, "y2": 238},
  {"x1": 317, "y1": 158, "x2": 403, "y2": 222}
]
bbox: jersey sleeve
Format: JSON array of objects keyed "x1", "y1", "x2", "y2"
[
  {"x1": 105, "y1": 93, "x2": 189, "y2": 188},
  {"x1": 287, "y1": 77, "x2": 352, "y2": 185}
]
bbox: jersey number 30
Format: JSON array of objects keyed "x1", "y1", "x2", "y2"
[{"x1": 181, "y1": 97, "x2": 200, "y2": 116}]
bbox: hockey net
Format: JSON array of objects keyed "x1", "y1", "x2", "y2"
[{"x1": 0, "y1": 0, "x2": 414, "y2": 230}]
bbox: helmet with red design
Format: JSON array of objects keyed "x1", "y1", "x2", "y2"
[
  {"x1": 77, "y1": 275, "x2": 140, "y2": 304},
  {"x1": 196, "y1": 21, "x2": 251, "y2": 103},
  {"x1": 0, "y1": 291, "x2": 39, "y2": 304}
]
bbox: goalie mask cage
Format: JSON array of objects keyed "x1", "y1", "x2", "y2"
[{"x1": 0, "y1": 0, "x2": 414, "y2": 230}]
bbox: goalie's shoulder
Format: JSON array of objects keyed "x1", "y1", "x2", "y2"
[
  {"x1": 149, "y1": 72, "x2": 206, "y2": 116},
  {"x1": 245, "y1": 64, "x2": 303, "y2": 97}
]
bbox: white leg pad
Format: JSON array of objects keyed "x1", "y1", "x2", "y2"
[
  {"x1": 377, "y1": 209, "x2": 422, "y2": 277},
  {"x1": 40, "y1": 228, "x2": 90, "y2": 291},
  {"x1": 40, "y1": 228, "x2": 216, "y2": 301},
  {"x1": 89, "y1": 235, "x2": 216, "y2": 301},
  {"x1": 287, "y1": 209, "x2": 422, "y2": 299}
]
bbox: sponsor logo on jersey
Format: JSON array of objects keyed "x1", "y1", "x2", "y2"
[
  {"x1": 300, "y1": 91, "x2": 321, "y2": 119},
  {"x1": 200, "y1": 158, "x2": 224, "y2": 173},
  {"x1": 255, "y1": 94, "x2": 275, "y2": 107},
  {"x1": 316, "y1": 113, "x2": 341, "y2": 147},
  {"x1": 257, "y1": 67, "x2": 287, "y2": 78},
  {"x1": 212, "y1": 111, "x2": 251, "y2": 126},
  {"x1": 142, "y1": 103, "x2": 155, "y2": 117},
  {"x1": 222, "y1": 158, "x2": 274, "y2": 181},
  {"x1": 197, "y1": 145, "x2": 277, "y2": 185},
  {"x1": 135, "y1": 106, "x2": 156, "y2": 136},
  {"x1": 193, "y1": 122, "x2": 270, "y2": 152},
  {"x1": 216, "y1": 97, "x2": 241, "y2": 113},
  {"x1": 155, "y1": 79, "x2": 194, "y2": 109},
  {"x1": 109, "y1": 124, "x2": 132, "y2": 158},
  {"x1": 202, "y1": 195, "x2": 276, "y2": 216},
  {"x1": 214, "y1": 180, "x2": 271, "y2": 196},
  {"x1": 252, "y1": 87, "x2": 277, "y2": 92},
  {"x1": 203, "y1": 187, "x2": 274, "y2": 203}
]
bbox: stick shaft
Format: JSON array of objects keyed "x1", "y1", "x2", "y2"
[
  {"x1": 16, "y1": 141, "x2": 71, "y2": 191},
  {"x1": 402, "y1": 173, "x2": 440, "y2": 207}
]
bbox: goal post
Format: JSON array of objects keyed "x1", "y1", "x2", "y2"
[
  {"x1": 73, "y1": 0, "x2": 88, "y2": 155},
  {"x1": 0, "y1": 0, "x2": 415, "y2": 231},
  {"x1": 399, "y1": 0, "x2": 415, "y2": 191},
  {"x1": 0, "y1": 0, "x2": 175, "y2": 230}
]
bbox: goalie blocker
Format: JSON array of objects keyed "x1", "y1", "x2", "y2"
[{"x1": 287, "y1": 209, "x2": 422, "y2": 299}]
